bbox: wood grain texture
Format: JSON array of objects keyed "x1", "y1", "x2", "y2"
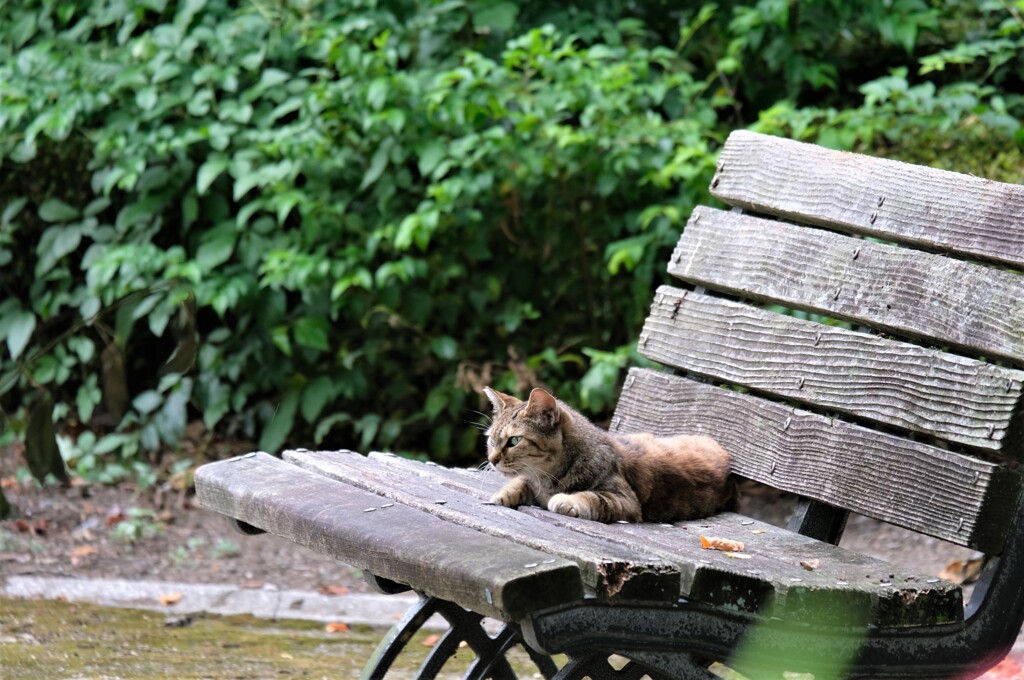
[
  {"x1": 283, "y1": 449, "x2": 680, "y2": 602},
  {"x1": 522, "y1": 510, "x2": 962, "y2": 628},
  {"x1": 193, "y1": 453, "x2": 584, "y2": 620},
  {"x1": 296, "y1": 450, "x2": 962, "y2": 628},
  {"x1": 669, "y1": 207, "x2": 1024, "y2": 364},
  {"x1": 612, "y1": 368, "x2": 1021, "y2": 553},
  {"x1": 711, "y1": 130, "x2": 1024, "y2": 268},
  {"x1": 639, "y1": 285, "x2": 1024, "y2": 454}
]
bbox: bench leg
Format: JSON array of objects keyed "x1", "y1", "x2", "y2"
[
  {"x1": 361, "y1": 593, "x2": 559, "y2": 679},
  {"x1": 787, "y1": 497, "x2": 849, "y2": 545}
]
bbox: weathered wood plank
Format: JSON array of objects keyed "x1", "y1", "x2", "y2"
[
  {"x1": 337, "y1": 451, "x2": 962, "y2": 627},
  {"x1": 612, "y1": 368, "x2": 1021, "y2": 553},
  {"x1": 669, "y1": 207, "x2": 1024, "y2": 364},
  {"x1": 282, "y1": 449, "x2": 679, "y2": 602},
  {"x1": 193, "y1": 453, "x2": 583, "y2": 620},
  {"x1": 639, "y1": 285, "x2": 1024, "y2": 454},
  {"x1": 711, "y1": 130, "x2": 1024, "y2": 268},
  {"x1": 519, "y1": 509, "x2": 962, "y2": 628}
]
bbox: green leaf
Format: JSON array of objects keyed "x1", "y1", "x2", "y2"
[
  {"x1": 25, "y1": 394, "x2": 69, "y2": 484},
  {"x1": 36, "y1": 224, "x2": 82, "y2": 276},
  {"x1": 259, "y1": 389, "x2": 299, "y2": 453},
  {"x1": 360, "y1": 141, "x2": 391, "y2": 190},
  {"x1": 472, "y1": 0, "x2": 518, "y2": 32},
  {"x1": 429, "y1": 336, "x2": 458, "y2": 360},
  {"x1": 2, "y1": 197, "x2": 28, "y2": 228},
  {"x1": 156, "y1": 385, "x2": 189, "y2": 444},
  {"x1": 136, "y1": 87, "x2": 158, "y2": 111},
  {"x1": 196, "y1": 222, "x2": 237, "y2": 270},
  {"x1": 2, "y1": 309, "x2": 36, "y2": 360},
  {"x1": 418, "y1": 142, "x2": 445, "y2": 177},
  {"x1": 367, "y1": 78, "x2": 388, "y2": 111},
  {"x1": 38, "y1": 199, "x2": 79, "y2": 223},
  {"x1": 294, "y1": 316, "x2": 330, "y2": 351},
  {"x1": 356, "y1": 413, "x2": 381, "y2": 450},
  {"x1": 133, "y1": 389, "x2": 163, "y2": 416},
  {"x1": 301, "y1": 375, "x2": 335, "y2": 423},
  {"x1": 197, "y1": 153, "x2": 230, "y2": 195}
]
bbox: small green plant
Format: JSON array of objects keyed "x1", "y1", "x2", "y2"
[
  {"x1": 109, "y1": 508, "x2": 164, "y2": 543},
  {"x1": 171, "y1": 536, "x2": 207, "y2": 566},
  {"x1": 211, "y1": 539, "x2": 241, "y2": 559}
]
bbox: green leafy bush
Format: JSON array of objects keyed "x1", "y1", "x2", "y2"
[
  {"x1": 1, "y1": 0, "x2": 1022, "y2": 503},
  {"x1": 0, "y1": 0, "x2": 722, "y2": 483}
]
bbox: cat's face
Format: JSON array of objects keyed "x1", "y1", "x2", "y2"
[{"x1": 483, "y1": 387, "x2": 564, "y2": 479}]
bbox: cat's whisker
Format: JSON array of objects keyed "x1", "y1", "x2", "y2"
[{"x1": 466, "y1": 410, "x2": 492, "y2": 426}]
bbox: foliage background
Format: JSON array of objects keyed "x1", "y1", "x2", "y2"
[{"x1": 1, "y1": 0, "x2": 1023, "y2": 501}]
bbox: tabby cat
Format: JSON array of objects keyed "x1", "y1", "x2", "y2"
[{"x1": 483, "y1": 386, "x2": 737, "y2": 523}]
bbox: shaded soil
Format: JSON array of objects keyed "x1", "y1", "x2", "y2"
[{"x1": 1, "y1": 461, "x2": 369, "y2": 596}]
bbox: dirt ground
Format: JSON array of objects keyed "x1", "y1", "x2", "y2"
[{"x1": 0, "y1": 468, "x2": 370, "y2": 596}]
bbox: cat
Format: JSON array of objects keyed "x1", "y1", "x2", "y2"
[{"x1": 482, "y1": 386, "x2": 737, "y2": 523}]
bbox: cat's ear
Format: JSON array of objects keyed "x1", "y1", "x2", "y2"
[
  {"x1": 526, "y1": 388, "x2": 560, "y2": 429},
  {"x1": 483, "y1": 387, "x2": 518, "y2": 415}
]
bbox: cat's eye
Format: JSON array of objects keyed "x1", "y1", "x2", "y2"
[{"x1": 507, "y1": 436, "x2": 522, "y2": 448}]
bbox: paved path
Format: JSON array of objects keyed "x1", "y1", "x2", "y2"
[{"x1": 1, "y1": 575, "x2": 443, "y2": 628}]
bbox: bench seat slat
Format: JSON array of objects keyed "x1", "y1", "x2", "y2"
[
  {"x1": 288, "y1": 450, "x2": 964, "y2": 629},
  {"x1": 670, "y1": 207, "x2": 1024, "y2": 365},
  {"x1": 193, "y1": 453, "x2": 583, "y2": 621},
  {"x1": 613, "y1": 368, "x2": 1021, "y2": 553},
  {"x1": 639, "y1": 285, "x2": 1024, "y2": 454},
  {"x1": 282, "y1": 449, "x2": 680, "y2": 602},
  {"x1": 712, "y1": 130, "x2": 1024, "y2": 268}
]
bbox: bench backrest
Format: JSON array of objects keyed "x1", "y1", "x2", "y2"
[{"x1": 612, "y1": 131, "x2": 1024, "y2": 555}]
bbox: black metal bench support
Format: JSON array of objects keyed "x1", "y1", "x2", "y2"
[{"x1": 361, "y1": 594, "x2": 560, "y2": 680}]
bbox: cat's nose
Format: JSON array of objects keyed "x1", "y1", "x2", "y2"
[{"x1": 487, "y1": 450, "x2": 500, "y2": 465}]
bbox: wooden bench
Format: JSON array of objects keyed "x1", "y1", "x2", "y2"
[{"x1": 194, "y1": 131, "x2": 1024, "y2": 679}]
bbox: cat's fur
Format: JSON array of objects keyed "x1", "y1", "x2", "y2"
[{"x1": 483, "y1": 386, "x2": 737, "y2": 523}]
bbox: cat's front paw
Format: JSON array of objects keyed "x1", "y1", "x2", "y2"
[
  {"x1": 548, "y1": 493, "x2": 594, "y2": 520},
  {"x1": 491, "y1": 478, "x2": 530, "y2": 508}
]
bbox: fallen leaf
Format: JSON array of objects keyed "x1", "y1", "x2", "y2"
[
  {"x1": 239, "y1": 580, "x2": 264, "y2": 589},
  {"x1": 325, "y1": 622, "x2": 350, "y2": 633},
  {"x1": 939, "y1": 558, "x2": 983, "y2": 585},
  {"x1": 158, "y1": 592, "x2": 183, "y2": 606},
  {"x1": 104, "y1": 512, "x2": 126, "y2": 528},
  {"x1": 280, "y1": 652, "x2": 294, "y2": 660},
  {"x1": 799, "y1": 559, "x2": 820, "y2": 571},
  {"x1": 1, "y1": 477, "x2": 16, "y2": 489},
  {"x1": 751, "y1": 529, "x2": 767, "y2": 535},
  {"x1": 13, "y1": 519, "x2": 31, "y2": 533},
  {"x1": 421, "y1": 633, "x2": 441, "y2": 647},
  {"x1": 318, "y1": 584, "x2": 350, "y2": 596},
  {"x1": 701, "y1": 535, "x2": 745, "y2": 552},
  {"x1": 724, "y1": 552, "x2": 752, "y2": 560},
  {"x1": 71, "y1": 545, "x2": 99, "y2": 558}
]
